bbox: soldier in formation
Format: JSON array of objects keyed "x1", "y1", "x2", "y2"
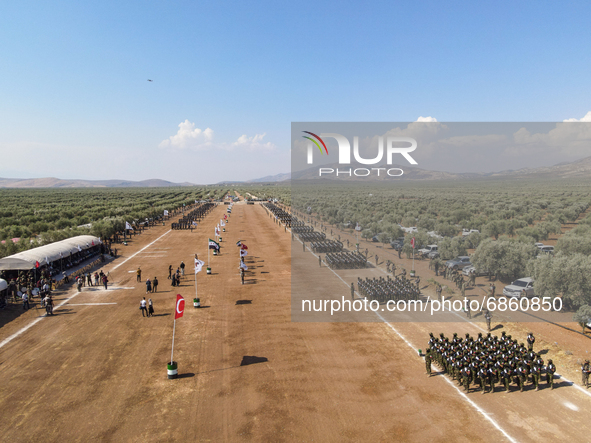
[
  {"x1": 427, "y1": 331, "x2": 555, "y2": 393},
  {"x1": 357, "y1": 275, "x2": 420, "y2": 303}
]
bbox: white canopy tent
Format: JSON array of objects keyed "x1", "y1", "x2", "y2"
[
  {"x1": 0, "y1": 279, "x2": 7, "y2": 292},
  {"x1": 0, "y1": 235, "x2": 101, "y2": 271}
]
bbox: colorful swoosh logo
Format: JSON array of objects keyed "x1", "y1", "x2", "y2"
[{"x1": 302, "y1": 131, "x2": 328, "y2": 155}]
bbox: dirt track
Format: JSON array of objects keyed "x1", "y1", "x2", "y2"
[{"x1": 1, "y1": 203, "x2": 591, "y2": 442}]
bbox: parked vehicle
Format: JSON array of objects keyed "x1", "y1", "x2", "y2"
[
  {"x1": 539, "y1": 245, "x2": 554, "y2": 254},
  {"x1": 462, "y1": 265, "x2": 489, "y2": 277},
  {"x1": 503, "y1": 277, "x2": 535, "y2": 298},
  {"x1": 445, "y1": 256, "x2": 472, "y2": 270},
  {"x1": 418, "y1": 244, "x2": 438, "y2": 258},
  {"x1": 390, "y1": 237, "x2": 405, "y2": 250},
  {"x1": 462, "y1": 229, "x2": 480, "y2": 236}
]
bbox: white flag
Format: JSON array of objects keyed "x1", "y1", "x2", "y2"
[
  {"x1": 240, "y1": 249, "x2": 248, "y2": 257},
  {"x1": 125, "y1": 221, "x2": 134, "y2": 230},
  {"x1": 215, "y1": 226, "x2": 220, "y2": 236},
  {"x1": 239, "y1": 261, "x2": 248, "y2": 270},
  {"x1": 194, "y1": 259, "x2": 205, "y2": 274},
  {"x1": 220, "y1": 220, "x2": 226, "y2": 227},
  {"x1": 164, "y1": 210, "x2": 169, "y2": 216},
  {"x1": 355, "y1": 223, "x2": 361, "y2": 231}
]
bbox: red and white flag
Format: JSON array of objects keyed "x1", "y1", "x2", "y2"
[
  {"x1": 175, "y1": 294, "x2": 185, "y2": 319},
  {"x1": 241, "y1": 244, "x2": 248, "y2": 250}
]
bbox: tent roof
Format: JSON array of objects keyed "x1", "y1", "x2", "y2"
[{"x1": 0, "y1": 235, "x2": 101, "y2": 271}]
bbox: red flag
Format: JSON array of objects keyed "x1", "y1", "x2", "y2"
[
  {"x1": 35, "y1": 261, "x2": 40, "y2": 268},
  {"x1": 241, "y1": 244, "x2": 248, "y2": 250},
  {"x1": 175, "y1": 294, "x2": 185, "y2": 319}
]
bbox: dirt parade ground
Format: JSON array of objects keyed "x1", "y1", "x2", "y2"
[{"x1": 2, "y1": 202, "x2": 591, "y2": 442}]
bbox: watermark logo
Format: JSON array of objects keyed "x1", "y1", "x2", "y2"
[{"x1": 303, "y1": 131, "x2": 418, "y2": 177}]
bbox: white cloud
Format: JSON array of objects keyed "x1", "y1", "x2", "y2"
[
  {"x1": 415, "y1": 116, "x2": 438, "y2": 122},
  {"x1": 159, "y1": 120, "x2": 275, "y2": 152},
  {"x1": 563, "y1": 111, "x2": 591, "y2": 122},
  {"x1": 159, "y1": 120, "x2": 214, "y2": 149},
  {"x1": 232, "y1": 133, "x2": 275, "y2": 151}
]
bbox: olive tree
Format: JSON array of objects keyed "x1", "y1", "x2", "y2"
[{"x1": 573, "y1": 305, "x2": 591, "y2": 334}]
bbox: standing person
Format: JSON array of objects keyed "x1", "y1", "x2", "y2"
[
  {"x1": 22, "y1": 291, "x2": 30, "y2": 310},
  {"x1": 168, "y1": 265, "x2": 172, "y2": 279},
  {"x1": 171, "y1": 273, "x2": 177, "y2": 287},
  {"x1": 398, "y1": 248, "x2": 402, "y2": 259},
  {"x1": 436, "y1": 284, "x2": 443, "y2": 303},
  {"x1": 303, "y1": 242, "x2": 306, "y2": 252},
  {"x1": 136, "y1": 267, "x2": 142, "y2": 282},
  {"x1": 582, "y1": 360, "x2": 591, "y2": 388},
  {"x1": 45, "y1": 294, "x2": 54, "y2": 316},
  {"x1": 180, "y1": 261, "x2": 185, "y2": 276},
  {"x1": 77, "y1": 277, "x2": 83, "y2": 292},
  {"x1": 140, "y1": 297, "x2": 148, "y2": 317},
  {"x1": 145, "y1": 278, "x2": 152, "y2": 294},
  {"x1": 319, "y1": 255, "x2": 322, "y2": 267},
  {"x1": 490, "y1": 282, "x2": 496, "y2": 298},
  {"x1": 466, "y1": 298, "x2": 471, "y2": 319},
  {"x1": 434, "y1": 261, "x2": 439, "y2": 276},
  {"x1": 153, "y1": 277, "x2": 158, "y2": 292},
  {"x1": 94, "y1": 272, "x2": 99, "y2": 286},
  {"x1": 240, "y1": 267, "x2": 245, "y2": 285},
  {"x1": 485, "y1": 309, "x2": 492, "y2": 331},
  {"x1": 527, "y1": 333, "x2": 535, "y2": 352},
  {"x1": 102, "y1": 274, "x2": 108, "y2": 290},
  {"x1": 148, "y1": 298, "x2": 154, "y2": 317},
  {"x1": 87, "y1": 272, "x2": 92, "y2": 286},
  {"x1": 546, "y1": 359, "x2": 556, "y2": 389},
  {"x1": 350, "y1": 282, "x2": 355, "y2": 300}
]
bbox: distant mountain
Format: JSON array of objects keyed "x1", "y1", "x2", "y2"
[
  {"x1": 290, "y1": 156, "x2": 591, "y2": 182},
  {"x1": 0, "y1": 177, "x2": 196, "y2": 188},
  {"x1": 3, "y1": 156, "x2": 591, "y2": 188},
  {"x1": 247, "y1": 172, "x2": 291, "y2": 183}
]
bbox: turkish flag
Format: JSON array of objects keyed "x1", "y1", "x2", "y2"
[
  {"x1": 241, "y1": 244, "x2": 248, "y2": 250},
  {"x1": 175, "y1": 294, "x2": 185, "y2": 319},
  {"x1": 35, "y1": 261, "x2": 40, "y2": 268}
]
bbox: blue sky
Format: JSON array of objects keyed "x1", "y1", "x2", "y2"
[{"x1": 1, "y1": 1, "x2": 590, "y2": 183}]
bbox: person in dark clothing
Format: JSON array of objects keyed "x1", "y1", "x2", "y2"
[{"x1": 153, "y1": 277, "x2": 158, "y2": 292}]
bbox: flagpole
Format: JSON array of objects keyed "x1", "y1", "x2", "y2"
[{"x1": 171, "y1": 318, "x2": 176, "y2": 365}]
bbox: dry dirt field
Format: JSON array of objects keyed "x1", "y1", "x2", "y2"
[{"x1": 1, "y1": 202, "x2": 591, "y2": 442}]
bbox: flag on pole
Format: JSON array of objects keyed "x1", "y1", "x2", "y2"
[
  {"x1": 164, "y1": 210, "x2": 169, "y2": 216},
  {"x1": 240, "y1": 249, "x2": 248, "y2": 257},
  {"x1": 175, "y1": 294, "x2": 185, "y2": 319},
  {"x1": 192, "y1": 221, "x2": 197, "y2": 226},
  {"x1": 241, "y1": 244, "x2": 248, "y2": 250},
  {"x1": 208, "y1": 239, "x2": 220, "y2": 250},
  {"x1": 125, "y1": 221, "x2": 134, "y2": 230},
  {"x1": 194, "y1": 258, "x2": 205, "y2": 274},
  {"x1": 215, "y1": 226, "x2": 220, "y2": 236},
  {"x1": 236, "y1": 240, "x2": 243, "y2": 247},
  {"x1": 239, "y1": 261, "x2": 248, "y2": 271},
  {"x1": 220, "y1": 219, "x2": 225, "y2": 227},
  {"x1": 224, "y1": 214, "x2": 228, "y2": 220},
  {"x1": 355, "y1": 223, "x2": 361, "y2": 231},
  {"x1": 35, "y1": 261, "x2": 40, "y2": 268}
]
